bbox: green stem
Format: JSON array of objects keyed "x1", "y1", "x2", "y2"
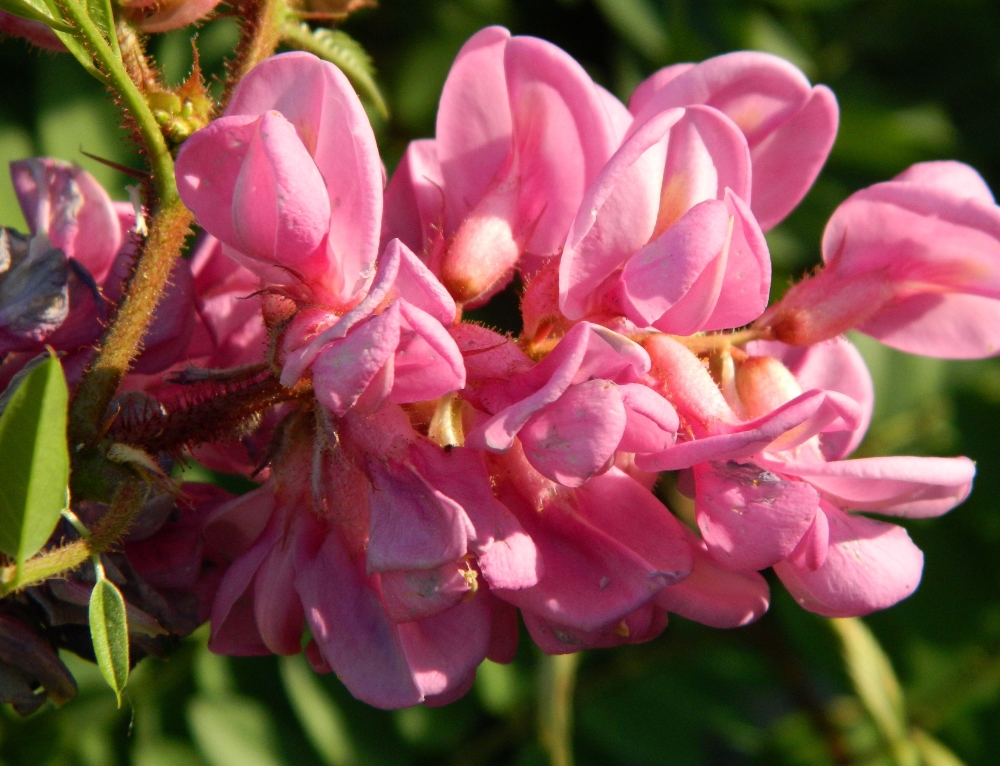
[
  {"x1": 537, "y1": 652, "x2": 580, "y2": 766},
  {"x1": 69, "y1": 200, "x2": 194, "y2": 447},
  {"x1": 57, "y1": 0, "x2": 175, "y2": 205},
  {"x1": 1, "y1": 481, "x2": 145, "y2": 595}
]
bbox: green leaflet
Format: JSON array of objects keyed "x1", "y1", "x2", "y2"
[
  {"x1": 0, "y1": 352, "x2": 69, "y2": 572},
  {"x1": 831, "y1": 617, "x2": 919, "y2": 766},
  {"x1": 0, "y1": 0, "x2": 72, "y2": 31},
  {"x1": 39, "y1": 0, "x2": 107, "y2": 83},
  {"x1": 282, "y1": 22, "x2": 388, "y2": 119},
  {"x1": 86, "y1": 0, "x2": 121, "y2": 58},
  {"x1": 89, "y1": 570, "x2": 130, "y2": 707}
]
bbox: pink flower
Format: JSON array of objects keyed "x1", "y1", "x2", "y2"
[
  {"x1": 557, "y1": 103, "x2": 770, "y2": 333},
  {"x1": 206, "y1": 403, "x2": 535, "y2": 708},
  {"x1": 460, "y1": 321, "x2": 678, "y2": 487},
  {"x1": 383, "y1": 26, "x2": 625, "y2": 305},
  {"x1": 638, "y1": 335, "x2": 974, "y2": 615},
  {"x1": 629, "y1": 51, "x2": 839, "y2": 231},
  {"x1": 0, "y1": 159, "x2": 195, "y2": 380},
  {"x1": 758, "y1": 161, "x2": 1000, "y2": 358},
  {"x1": 176, "y1": 52, "x2": 383, "y2": 308},
  {"x1": 0, "y1": 11, "x2": 65, "y2": 51},
  {"x1": 120, "y1": 0, "x2": 224, "y2": 33},
  {"x1": 280, "y1": 239, "x2": 465, "y2": 416}
]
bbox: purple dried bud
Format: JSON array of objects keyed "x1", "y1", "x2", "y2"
[{"x1": 0, "y1": 227, "x2": 69, "y2": 351}]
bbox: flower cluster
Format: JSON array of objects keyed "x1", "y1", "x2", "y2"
[{"x1": 8, "y1": 26, "x2": 995, "y2": 711}]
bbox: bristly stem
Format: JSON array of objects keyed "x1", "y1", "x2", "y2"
[
  {"x1": 0, "y1": 481, "x2": 146, "y2": 595},
  {"x1": 57, "y1": 0, "x2": 175, "y2": 205},
  {"x1": 69, "y1": 200, "x2": 194, "y2": 447},
  {"x1": 538, "y1": 652, "x2": 581, "y2": 766},
  {"x1": 221, "y1": 0, "x2": 287, "y2": 109}
]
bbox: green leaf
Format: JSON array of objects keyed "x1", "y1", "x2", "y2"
[
  {"x1": 89, "y1": 571, "x2": 130, "y2": 707},
  {"x1": 0, "y1": 0, "x2": 73, "y2": 31},
  {"x1": 188, "y1": 695, "x2": 285, "y2": 766},
  {"x1": 830, "y1": 617, "x2": 919, "y2": 766},
  {"x1": 912, "y1": 729, "x2": 968, "y2": 766},
  {"x1": 592, "y1": 0, "x2": 668, "y2": 62},
  {"x1": 86, "y1": 0, "x2": 120, "y2": 57},
  {"x1": 0, "y1": 351, "x2": 69, "y2": 568},
  {"x1": 279, "y1": 654, "x2": 356, "y2": 766},
  {"x1": 281, "y1": 22, "x2": 388, "y2": 119},
  {"x1": 39, "y1": 0, "x2": 106, "y2": 83}
]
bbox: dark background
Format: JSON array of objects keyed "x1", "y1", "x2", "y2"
[{"x1": 2, "y1": 1, "x2": 1000, "y2": 763}]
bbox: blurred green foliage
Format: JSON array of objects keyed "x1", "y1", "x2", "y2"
[{"x1": 3, "y1": 0, "x2": 1000, "y2": 764}]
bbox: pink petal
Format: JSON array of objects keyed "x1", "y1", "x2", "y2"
[
  {"x1": 378, "y1": 563, "x2": 471, "y2": 623},
  {"x1": 0, "y1": 11, "x2": 65, "y2": 50},
  {"x1": 209, "y1": 515, "x2": 277, "y2": 656},
  {"x1": 227, "y1": 52, "x2": 383, "y2": 304},
  {"x1": 503, "y1": 34, "x2": 619, "y2": 254},
  {"x1": 636, "y1": 388, "x2": 861, "y2": 472},
  {"x1": 393, "y1": 239, "x2": 457, "y2": 325},
  {"x1": 366, "y1": 458, "x2": 470, "y2": 573},
  {"x1": 280, "y1": 249, "x2": 401, "y2": 388},
  {"x1": 390, "y1": 301, "x2": 466, "y2": 404},
  {"x1": 492, "y1": 486, "x2": 671, "y2": 632},
  {"x1": 254, "y1": 532, "x2": 305, "y2": 655},
  {"x1": 11, "y1": 158, "x2": 120, "y2": 283},
  {"x1": 648, "y1": 104, "x2": 752, "y2": 236},
  {"x1": 860, "y1": 292, "x2": 1000, "y2": 359},
  {"x1": 408, "y1": 443, "x2": 538, "y2": 589},
  {"x1": 381, "y1": 139, "x2": 444, "y2": 257},
  {"x1": 771, "y1": 455, "x2": 975, "y2": 518},
  {"x1": 559, "y1": 108, "x2": 679, "y2": 319},
  {"x1": 295, "y1": 526, "x2": 422, "y2": 709},
  {"x1": 774, "y1": 504, "x2": 924, "y2": 617},
  {"x1": 694, "y1": 461, "x2": 819, "y2": 571},
  {"x1": 230, "y1": 111, "x2": 330, "y2": 270},
  {"x1": 436, "y1": 26, "x2": 513, "y2": 235},
  {"x1": 398, "y1": 594, "x2": 492, "y2": 699},
  {"x1": 748, "y1": 337, "x2": 873, "y2": 460},
  {"x1": 577, "y1": 467, "x2": 693, "y2": 581},
  {"x1": 748, "y1": 85, "x2": 838, "y2": 230},
  {"x1": 487, "y1": 595, "x2": 520, "y2": 663},
  {"x1": 311, "y1": 304, "x2": 401, "y2": 416},
  {"x1": 616, "y1": 383, "x2": 679, "y2": 453},
  {"x1": 519, "y1": 379, "x2": 627, "y2": 487},
  {"x1": 524, "y1": 602, "x2": 667, "y2": 653},
  {"x1": 786, "y1": 507, "x2": 829, "y2": 571},
  {"x1": 204, "y1": 485, "x2": 276, "y2": 564},
  {"x1": 628, "y1": 51, "x2": 831, "y2": 229},
  {"x1": 655, "y1": 533, "x2": 770, "y2": 628},
  {"x1": 134, "y1": 0, "x2": 222, "y2": 31},
  {"x1": 894, "y1": 160, "x2": 995, "y2": 204}
]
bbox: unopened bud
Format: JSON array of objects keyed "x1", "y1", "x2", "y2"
[
  {"x1": 734, "y1": 355, "x2": 802, "y2": 419},
  {"x1": 756, "y1": 268, "x2": 893, "y2": 346},
  {"x1": 441, "y1": 185, "x2": 521, "y2": 305}
]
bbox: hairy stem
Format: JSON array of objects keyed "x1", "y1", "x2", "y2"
[
  {"x1": 69, "y1": 201, "x2": 194, "y2": 447},
  {"x1": 221, "y1": 0, "x2": 287, "y2": 109},
  {"x1": 538, "y1": 652, "x2": 580, "y2": 766},
  {"x1": 57, "y1": 0, "x2": 174, "y2": 204},
  {"x1": 1, "y1": 481, "x2": 145, "y2": 595}
]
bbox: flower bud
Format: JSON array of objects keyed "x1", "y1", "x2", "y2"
[{"x1": 734, "y1": 355, "x2": 803, "y2": 419}]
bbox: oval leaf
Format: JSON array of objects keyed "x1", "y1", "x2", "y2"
[
  {"x1": 0, "y1": 351, "x2": 69, "y2": 567},
  {"x1": 89, "y1": 573, "x2": 130, "y2": 706}
]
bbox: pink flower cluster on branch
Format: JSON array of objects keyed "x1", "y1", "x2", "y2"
[{"x1": 14, "y1": 25, "x2": 997, "y2": 711}]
